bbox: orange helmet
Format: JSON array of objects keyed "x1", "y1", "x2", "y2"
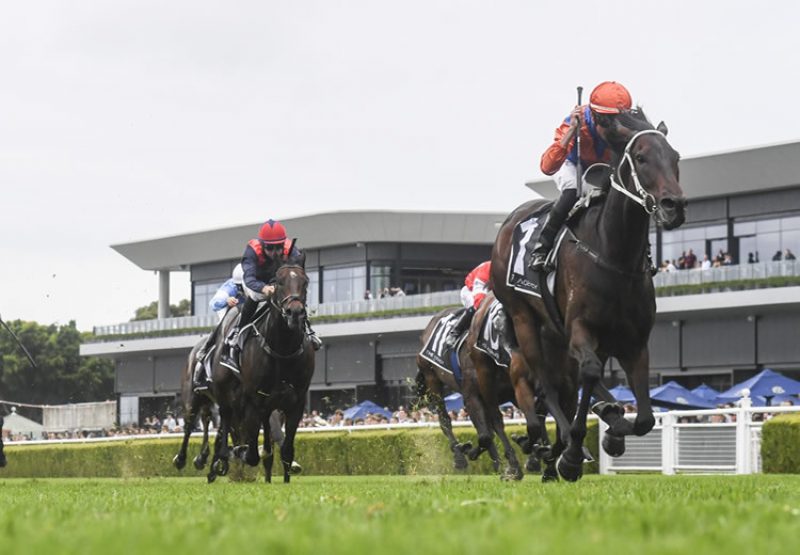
[
  {"x1": 258, "y1": 219, "x2": 287, "y2": 244},
  {"x1": 589, "y1": 81, "x2": 632, "y2": 114}
]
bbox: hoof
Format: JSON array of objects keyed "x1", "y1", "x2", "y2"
[
  {"x1": 541, "y1": 469, "x2": 559, "y2": 483},
  {"x1": 173, "y1": 453, "x2": 186, "y2": 470},
  {"x1": 207, "y1": 472, "x2": 217, "y2": 484},
  {"x1": 232, "y1": 445, "x2": 248, "y2": 461},
  {"x1": 525, "y1": 455, "x2": 541, "y2": 473},
  {"x1": 0, "y1": 454, "x2": 6, "y2": 468},
  {"x1": 457, "y1": 442, "x2": 472, "y2": 454},
  {"x1": 490, "y1": 458, "x2": 501, "y2": 472},
  {"x1": 556, "y1": 454, "x2": 583, "y2": 482},
  {"x1": 591, "y1": 401, "x2": 625, "y2": 421},
  {"x1": 453, "y1": 452, "x2": 469, "y2": 470},
  {"x1": 512, "y1": 434, "x2": 533, "y2": 454},
  {"x1": 193, "y1": 455, "x2": 206, "y2": 470},
  {"x1": 501, "y1": 465, "x2": 524, "y2": 481},
  {"x1": 289, "y1": 461, "x2": 302, "y2": 475},
  {"x1": 213, "y1": 458, "x2": 229, "y2": 477},
  {"x1": 602, "y1": 433, "x2": 626, "y2": 458},
  {"x1": 466, "y1": 447, "x2": 482, "y2": 461},
  {"x1": 581, "y1": 446, "x2": 595, "y2": 463}
]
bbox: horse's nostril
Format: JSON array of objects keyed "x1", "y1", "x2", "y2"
[{"x1": 660, "y1": 198, "x2": 675, "y2": 210}]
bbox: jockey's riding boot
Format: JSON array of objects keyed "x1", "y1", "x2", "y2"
[
  {"x1": 306, "y1": 321, "x2": 322, "y2": 351},
  {"x1": 529, "y1": 188, "x2": 579, "y2": 272},
  {"x1": 444, "y1": 306, "x2": 476, "y2": 349},
  {"x1": 220, "y1": 297, "x2": 257, "y2": 372}
]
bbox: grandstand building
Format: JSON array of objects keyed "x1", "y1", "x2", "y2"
[{"x1": 81, "y1": 141, "x2": 800, "y2": 423}]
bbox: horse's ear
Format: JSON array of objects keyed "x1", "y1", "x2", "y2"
[
  {"x1": 657, "y1": 121, "x2": 668, "y2": 136},
  {"x1": 287, "y1": 250, "x2": 306, "y2": 269}
]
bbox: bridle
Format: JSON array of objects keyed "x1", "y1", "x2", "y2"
[{"x1": 609, "y1": 129, "x2": 667, "y2": 218}]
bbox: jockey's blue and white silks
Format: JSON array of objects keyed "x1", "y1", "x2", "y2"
[{"x1": 209, "y1": 279, "x2": 246, "y2": 314}]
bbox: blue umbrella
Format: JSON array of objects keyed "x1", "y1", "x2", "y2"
[
  {"x1": 718, "y1": 369, "x2": 800, "y2": 402},
  {"x1": 649, "y1": 381, "x2": 716, "y2": 410},
  {"x1": 444, "y1": 393, "x2": 464, "y2": 412},
  {"x1": 342, "y1": 400, "x2": 392, "y2": 421},
  {"x1": 609, "y1": 385, "x2": 636, "y2": 403},
  {"x1": 691, "y1": 384, "x2": 720, "y2": 402}
]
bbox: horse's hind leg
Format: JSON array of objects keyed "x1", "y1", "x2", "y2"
[
  {"x1": 475, "y1": 355, "x2": 522, "y2": 480},
  {"x1": 418, "y1": 368, "x2": 469, "y2": 470},
  {"x1": 194, "y1": 411, "x2": 211, "y2": 470},
  {"x1": 208, "y1": 408, "x2": 232, "y2": 482},
  {"x1": 462, "y1": 386, "x2": 500, "y2": 471},
  {"x1": 174, "y1": 398, "x2": 198, "y2": 470}
]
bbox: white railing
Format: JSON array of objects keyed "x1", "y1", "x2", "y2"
[
  {"x1": 599, "y1": 402, "x2": 800, "y2": 475},
  {"x1": 93, "y1": 290, "x2": 461, "y2": 336},
  {"x1": 653, "y1": 259, "x2": 798, "y2": 288}
]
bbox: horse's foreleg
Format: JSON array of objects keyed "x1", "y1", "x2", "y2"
[
  {"x1": 240, "y1": 396, "x2": 263, "y2": 467},
  {"x1": 619, "y1": 349, "x2": 655, "y2": 437},
  {"x1": 262, "y1": 418, "x2": 275, "y2": 483},
  {"x1": 558, "y1": 319, "x2": 601, "y2": 482},
  {"x1": 280, "y1": 404, "x2": 303, "y2": 483}
]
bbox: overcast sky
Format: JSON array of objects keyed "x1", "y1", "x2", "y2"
[{"x1": 2, "y1": 1, "x2": 799, "y2": 331}]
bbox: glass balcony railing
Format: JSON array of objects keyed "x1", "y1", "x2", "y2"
[
  {"x1": 652, "y1": 260, "x2": 799, "y2": 288},
  {"x1": 92, "y1": 261, "x2": 799, "y2": 337}
]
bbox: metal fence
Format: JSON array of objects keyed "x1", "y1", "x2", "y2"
[
  {"x1": 652, "y1": 260, "x2": 798, "y2": 288},
  {"x1": 42, "y1": 401, "x2": 117, "y2": 433},
  {"x1": 599, "y1": 402, "x2": 800, "y2": 475}
]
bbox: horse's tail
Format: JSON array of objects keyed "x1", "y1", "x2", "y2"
[{"x1": 413, "y1": 370, "x2": 428, "y2": 406}]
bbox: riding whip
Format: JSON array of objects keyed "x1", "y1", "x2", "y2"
[
  {"x1": 576, "y1": 86, "x2": 583, "y2": 198},
  {"x1": 0, "y1": 314, "x2": 38, "y2": 369}
]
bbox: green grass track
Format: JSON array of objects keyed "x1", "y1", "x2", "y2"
[{"x1": 0, "y1": 475, "x2": 798, "y2": 555}]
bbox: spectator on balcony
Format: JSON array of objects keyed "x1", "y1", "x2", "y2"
[
  {"x1": 390, "y1": 287, "x2": 406, "y2": 297},
  {"x1": 772, "y1": 250, "x2": 783, "y2": 261},
  {"x1": 701, "y1": 254, "x2": 712, "y2": 269},
  {"x1": 747, "y1": 252, "x2": 756, "y2": 264},
  {"x1": 685, "y1": 249, "x2": 697, "y2": 269},
  {"x1": 364, "y1": 290, "x2": 373, "y2": 300},
  {"x1": 677, "y1": 252, "x2": 686, "y2": 269},
  {"x1": 723, "y1": 253, "x2": 733, "y2": 266},
  {"x1": 785, "y1": 248, "x2": 796, "y2": 261}
]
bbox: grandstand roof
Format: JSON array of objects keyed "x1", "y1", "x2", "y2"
[
  {"x1": 526, "y1": 140, "x2": 800, "y2": 200},
  {"x1": 112, "y1": 210, "x2": 506, "y2": 271}
]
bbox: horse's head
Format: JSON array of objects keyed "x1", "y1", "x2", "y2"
[
  {"x1": 605, "y1": 110, "x2": 686, "y2": 230},
  {"x1": 271, "y1": 263, "x2": 309, "y2": 332}
]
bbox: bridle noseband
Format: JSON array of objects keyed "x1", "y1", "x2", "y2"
[
  {"x1": 271, "y1": 294, "x2": 306, "y2": 321},
  {"x1": 609, "y1": 129, "x2": 666, "y2": 218}
]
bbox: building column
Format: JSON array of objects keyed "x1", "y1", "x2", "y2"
[{"x1": 158, "y1": 270, "x2": 170, "y2": 319}]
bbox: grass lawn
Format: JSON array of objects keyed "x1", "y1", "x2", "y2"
[{"x1": 0, "y1": 474, "x2": 798, "y2": 555}]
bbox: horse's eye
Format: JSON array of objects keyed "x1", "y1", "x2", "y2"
[{"x1": 635, "y1": 154, "x2": 646, "y2": 164}]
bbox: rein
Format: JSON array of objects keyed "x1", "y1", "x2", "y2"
[
  {"x1": 253, "y1": 311, "x2": 306, "y2": 360},
  {"x1": 609, "y1": 129, "x2": 665, "y2": 217}
]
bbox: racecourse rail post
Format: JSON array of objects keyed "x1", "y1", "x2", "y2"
[
  {"x1": 576, "y1": 85, "x2": 583, "y2": 198},
  {"x1": 735, "y1": 396, "x2": 753, "y2": 474}
]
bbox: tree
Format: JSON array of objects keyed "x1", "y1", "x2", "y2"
[
  {"x1": 131, "y1": 299, "x2": 191, "y2": 321},
  {"x1": 0, "y1": 319, "x2": 114, "y2": 405}
]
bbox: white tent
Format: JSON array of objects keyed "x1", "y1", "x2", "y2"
[{"x1": 3, "y1": 407, "x2": 44, "y2": 440}]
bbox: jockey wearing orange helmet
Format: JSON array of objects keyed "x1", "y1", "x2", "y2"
[
  {"x1": 220, "y1": 219, "x2": 321, "y2": 372},
  {"x1": 531, "y1": 81, "x2": 633, "y2": 271}
]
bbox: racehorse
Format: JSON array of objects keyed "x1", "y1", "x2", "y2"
[
  {"x1": 417, "y1": 297, "x2": 533, "y2": 480},
  {"x1": 172, "y1": 340, "x2": 216, "y2": 472},
  {"x1": 0, "y1": 415, "x2": 6, "y2": 468},
  {"x1": 492, "y1": 109, "x2": 686, "y2": 481},
  {"x1": 207, "y1": 254, "x2": 315, "y2": 484}
]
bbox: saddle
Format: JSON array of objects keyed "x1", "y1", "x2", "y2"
[{"x1": 419, "y1": 313, "x2": 466, "y2": 384}]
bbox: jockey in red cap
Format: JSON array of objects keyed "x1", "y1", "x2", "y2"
[
  {"x1": 220, "y1": 219, "x2": 321, "y2": 372},
  {"x1": 444, "y1": 261, "x2": 491, "y2": 348},
  {"x1": 530, "y1": 81, "x2": 633, "y2": 272}
]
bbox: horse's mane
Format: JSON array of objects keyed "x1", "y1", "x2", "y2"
[{"x1": 604, "y1": 106, "x2": 655, "y2": 149}]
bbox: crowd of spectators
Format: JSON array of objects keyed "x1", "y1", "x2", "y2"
[
  {"x1": 363, "y1": 287, "x2": 406, "y2": 300},
  {"x1": 297, "y1": 404, "x2": 526, "y2": 428},
  {"x1": 659, "y1": 247, "x2": 796, "y2": 272}
]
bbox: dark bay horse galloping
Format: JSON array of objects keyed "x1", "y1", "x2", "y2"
[
  {"x1": 0, "y1": 415, "x2": 6, "y2": 468},
  {"x1": 492, "y1": 109, "x2": 686, "y2": 481},
  {"x1": 208, "y1": 255, "x2": 315, "y2": 483}
]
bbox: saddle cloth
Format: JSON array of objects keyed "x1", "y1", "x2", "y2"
[
  {"x1": 419, "y1": 312, "x2": 466, "y2": 379},
  {"x1": 474, "y1": 299, "x2": 512, "y2": 368},
  {"x1": 505, "y1": 202, "x2": 561, "y2": 298}
]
